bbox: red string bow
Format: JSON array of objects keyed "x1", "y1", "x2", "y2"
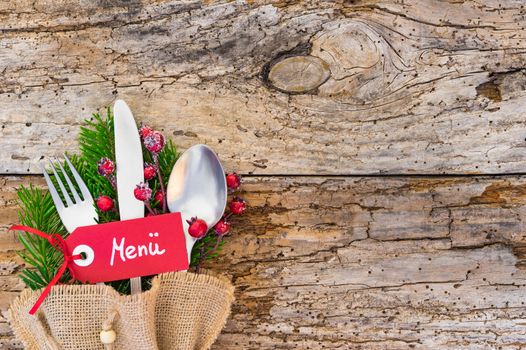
[{"x1": 9, "y1": 225, "x2": 81, "y2": 315}]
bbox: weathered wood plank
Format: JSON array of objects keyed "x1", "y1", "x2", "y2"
[
  {"x1": 1, "y1": 0, "x2": 526, "y2": 175},
  {"x1": 2, "y1": 0, "x2": 526, "y2": 349},
  {"x1": 1, "y1": 175, "x2": 526, "y2": 348}
]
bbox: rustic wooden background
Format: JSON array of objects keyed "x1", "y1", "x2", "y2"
[{"x1": 2, "y1": 0, "x2": 526, "y2": 348}]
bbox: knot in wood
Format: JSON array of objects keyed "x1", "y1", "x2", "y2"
[{"x1": 267, "y1": 55, "x2": 331, "y2": 94}]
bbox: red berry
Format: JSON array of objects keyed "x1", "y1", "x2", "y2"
[
  {"x1": 97, "y1": 158, "x2": 115, "y2": 177},
  {"x1": 214, "y1": 219, "x2": 230, "y2": 236},
  {"x1": 226, "y1": 172, "x2": 241, "y2": 190},
  {"x1": 143, "y1": 131, "x2": 165, "y2": 153},
  {"x1": 153, "y1": 190, "x2": 164, "y2": 207},
  {"x1": 134, "y1": 182, "x2": 152, "y2": 202},
  {"x1": 96, "y1": 195, "x2": 114, "y2": 212},
  {"x1": 143, "y1": 163, "x2": 157, "y2": 180},
  {"x1": 186, "y1": 217, "x2": 208, "y2": 239},
  {"x1": 139, "y1": 123, "x2": 153, "y2": 139},
  {"x1": 230, "y1": 197, "x2": 246, "y2": 215}
]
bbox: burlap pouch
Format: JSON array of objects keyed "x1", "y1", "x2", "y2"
[{"x1": 8, "y1": 271, "x2": 234, "y2": 350}]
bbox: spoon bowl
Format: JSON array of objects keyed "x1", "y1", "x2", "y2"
[{"x1": 166, "y1": 144, "x2": 227, "y2": 260}]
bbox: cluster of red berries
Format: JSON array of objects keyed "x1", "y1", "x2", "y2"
[
  {"x1": 139, "y1": 124, "x2": 165, "y2": 154},
  {"x1": 186, "y1": 172, "x2": 246, "y2": 239},
  {"x1": 226, "y1": 172, "x2": 246, "y2": 215},
  {"x1": 96, "y1": 157, "x2": 116, "y2": 212},
  {"x1": 133, "y1": 124, "x2": 168, "y2": 214},
  {"x1": 95, "y1": 123, "x2": 167, "y2": 214},
  {"x1": 95, "y1": 121, "x2": 246, "y2": 249},
  {"x1": 133, "y1": 182, "x2": 163, "y2": 204}
]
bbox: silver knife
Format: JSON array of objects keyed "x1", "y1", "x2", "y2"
[{"x1": 114, "y1": 99, "x2": 145, "y2": 294}]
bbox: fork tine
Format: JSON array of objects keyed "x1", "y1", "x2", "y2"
[
  {"x1": 48, "y1": 159, "x2": 73, "y2": 207},
  {"x1": 55, "y1": 158, "x2": 81, "y2": 204},
  {"x1": 41, "y1": 165, "x2": 65, "y2": 211},
  {"x1": 64, "y1": 154, "x2": 94, "y2": 202}
]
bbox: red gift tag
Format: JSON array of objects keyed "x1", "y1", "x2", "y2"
[
  {"x1": 9, "y1": 212, "x2": 189, "y2": 314},
  {"x1": 66, "y1": 212, "x2": 188, "y2": 283}
]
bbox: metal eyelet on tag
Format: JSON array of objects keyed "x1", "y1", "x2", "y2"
[{"x1": 72, "y1": 245, "x2": 95, "y2": 267}]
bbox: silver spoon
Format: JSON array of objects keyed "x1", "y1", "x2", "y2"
[{"x1": 166, "y1": 144, "x2": 227, "y2": 261}]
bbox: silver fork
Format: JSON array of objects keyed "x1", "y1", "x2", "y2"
[{"x1": 41, "y1": 155, "x2": 98, "y2": 233}]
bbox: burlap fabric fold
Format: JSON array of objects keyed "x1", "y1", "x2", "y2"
[{"x1": 8, "y1": 271, "x2": 234, "y2": 350}]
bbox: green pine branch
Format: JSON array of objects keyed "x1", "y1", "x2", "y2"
[
  {"x1": 16, "y1": 185, "x2": 68, "y2": 290},
  {"x1": 77, "y1": 108, "x2": 118, "y2": 221},
  {"x1": 190, "y1": 231, "x2": 226, "y2": 266}
]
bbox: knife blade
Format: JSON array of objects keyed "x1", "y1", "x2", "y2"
[{"x1": 114, "y1": 99, "x2": 144, "y2": 294}]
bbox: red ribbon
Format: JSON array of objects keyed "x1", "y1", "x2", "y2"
[{"x1": 9, "y1": 225, "x2": 82, "y2": 315}]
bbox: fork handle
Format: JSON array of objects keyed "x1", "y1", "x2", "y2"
[{"x1": 130, "y1": 277, "x2": 141, "y2": 294}]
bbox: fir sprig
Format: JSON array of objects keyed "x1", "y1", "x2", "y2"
[
  {"x1": 191, "y1": 232, "x2": 226, "y2": 267},
  {"x1": 77, "y1": 109, "x2": 118, "y2": 221},
  {"x1": 79, "y1": 108, "x2": 115, "y2": 163},
  {"x1": 16, "y1": 185, "x2": 68, "y2": 290}
]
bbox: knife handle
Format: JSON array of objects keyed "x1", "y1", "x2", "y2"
[{"x1": 130, "y1": 277, "x2": 141, "y2": 294}]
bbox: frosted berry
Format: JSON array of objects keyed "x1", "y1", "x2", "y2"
[
  {"x1": 214, "y1": 219, "x2": 230, "y2": 236},
  {"x1": 134, "y1": 182, "x2": 152, "y2": 202},
  {"x1": 153, "y1": 190, "x2": 164, "y2": 207},
  {"x1": 97, "y1": 158, "x2": 115, "y2": 177},
  {"x1": 139, "y1": 123, "x2": 153, "y2": 139},
  {"x1": 144, "y1": 163, "x2": 157, "y2": 180},
  {"x1": 186, "y1": 217, "x2": 208, "y2": 239},
  {"x1": 143, "y1": 131, "x2": 165, "y2": 153},
  {"x1": 96, "y1": 195, "x2": 114, "y2": 212},
  {"x1": 226, "y1": 173, "x2": 241, "y2": 190},
  {"x1": 230, "y1": 197, "x2": 246, "y2": 215}
]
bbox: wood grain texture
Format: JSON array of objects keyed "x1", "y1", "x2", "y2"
[
  {"x1": 1, "y1": 0, "x2": 526, "y2": 175},
  {"x1": 2, "y1": 0, "x2": 526, "y2": 349},
  {"x1": 1, "y1": 176, "x2": 526, "y2": 348}
]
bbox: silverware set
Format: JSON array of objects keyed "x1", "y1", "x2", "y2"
[{"x1": 42, "y1": 100, "x2": 227, "y2": 294}]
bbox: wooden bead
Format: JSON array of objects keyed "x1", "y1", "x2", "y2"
[{"x1": 100, "y1": 329, "x2": 116, "y2": 344}]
